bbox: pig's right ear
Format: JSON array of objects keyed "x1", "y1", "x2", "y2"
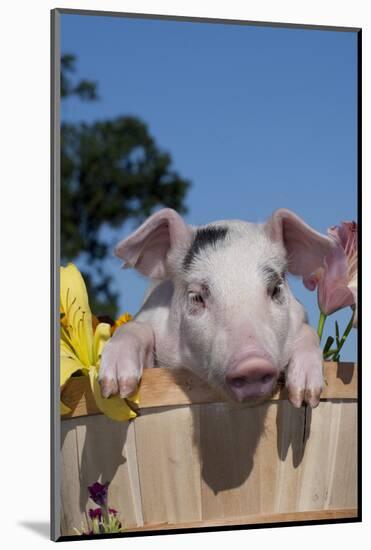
[
  {"x1": 114, "y1": 208, "x2": 192, "y2": 279},
  {"x1": 265, "y1": 208, "x2": 335, "y2": 281}
]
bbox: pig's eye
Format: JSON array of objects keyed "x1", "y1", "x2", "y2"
[
  {"x1": 189, "y1": 292, "x2": 205, "y2": 306},
  {"x1": 187, "y1": 283, "x2": 209, "y2": 313},
  {"x1": 269, "y1": 281, "x2": 284, "y2": 304},
  {"x1": 188, "y1": 291, "x2": 206, "y2": 313}
]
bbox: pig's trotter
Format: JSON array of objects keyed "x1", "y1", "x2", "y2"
[
  {"x1": 286, "y1": 324, "x2": 323, "y2": 409},
  {"x1": 99, "y1": 321, "x2": 155, "y2": 399}
]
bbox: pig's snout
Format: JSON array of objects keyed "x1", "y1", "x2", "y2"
[{"x1": 225, "y1": 357, "x2": 278, "y2": 402}]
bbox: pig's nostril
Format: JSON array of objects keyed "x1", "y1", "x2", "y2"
[
  {"x1": 229, "y1": 374, "x2": 274, "y2": 388},
  {"x1": 229, "y1": 377, "x2": 248, "y2": 388}
]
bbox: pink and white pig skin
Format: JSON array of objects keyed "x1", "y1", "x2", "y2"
[{"x1": 99, "y1": 208, "x2": 336, "y2": 408}]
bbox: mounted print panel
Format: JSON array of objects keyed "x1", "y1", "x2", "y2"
[{"x1": 51, "y1": 9, "x2": 360, "y2": 541}]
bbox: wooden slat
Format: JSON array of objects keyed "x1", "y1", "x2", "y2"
[
  {"x1": 74, "y1": 415, "x2": 144, "y2": 531},
  {"x1": 60, "y1": 415, "x2": 145, "y2": 536},
  {"x1": 327, "y1": 403, "x2": 358, "y2": 508},
  {"x1": 269, "y1": 401, "x2": 308, "y2": 513},
  {"x1": 291, "y1": 401, "x2": 358, "y2": 512},
  {"x1": 124, "y1": 507, "x2": 358, "y2": 531},
  {"x1": 199, "y1": 402, "x2": 272, "y2": 519},
  {"x1": 61, "y1": 362, "x2": 357, "y2": 420},
  {"x1": 133, "y1": 405, "x2": 202, "y2": 525},
  {"x1": 60, "y1": 422, "x2": 88, "y2": 536}
]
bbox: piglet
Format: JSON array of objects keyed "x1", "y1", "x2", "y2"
[{"x1": 99, "y1": 208, "x2": 335, "y2": 408}]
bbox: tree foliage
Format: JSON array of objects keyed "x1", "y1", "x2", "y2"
[{"x1": 61, "y1": 54, "x2": 190, "y2": 317}]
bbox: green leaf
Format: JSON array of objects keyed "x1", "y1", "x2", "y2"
[
  {"x1": 324, "y1": 348, "x2": 338, "y2": 359},
  {"x1": 335, "y1": 321, "x2": 340, "y2": 346},
  {"x1": 323, "y1": 336, "x2": 334, "y2": 357}
]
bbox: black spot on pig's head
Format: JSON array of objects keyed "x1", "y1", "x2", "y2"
[{"x1": 183, "y1": 226, "x2": 228, "y2": 271}]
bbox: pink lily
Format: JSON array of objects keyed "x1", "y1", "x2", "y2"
[{"x1": 304, "y1": 221, "x2": 357, "y2": 327}]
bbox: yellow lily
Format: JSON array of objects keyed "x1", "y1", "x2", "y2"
[{"x1": 60, "y1": 263, "x2": 138, "y2": 421}]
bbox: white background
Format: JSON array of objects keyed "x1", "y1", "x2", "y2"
[{"x1": 0, "y1": 0, "x2": 368, "y2": 548}]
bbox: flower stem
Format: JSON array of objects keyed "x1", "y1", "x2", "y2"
[
  {"x1": 322, "y1": 336, "x2": 334, "y2": 357},
  {"x1": 317, "y1": 312, "x2": 327, "y2": 342},
  {"x1": 102, "y1": 503, "x2": 109, "y2": 526},
  {"x1": 332, "y1": 310, "x2": 355, "y2": 361},
  {"x1": 324, "y1": 348, "x2": 338, "y2": 359}
]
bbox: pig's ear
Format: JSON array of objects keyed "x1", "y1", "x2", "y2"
[
  {"x1": 115, "y1": 208, "x2": 192, "y2": 278},
  {"x1": 265, "y1": 208, "x2": 335, "y2": 279}
]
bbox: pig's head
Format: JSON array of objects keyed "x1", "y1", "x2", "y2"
[{"x1": 115, "y1": 208, "x2": 334, "y2": 403}]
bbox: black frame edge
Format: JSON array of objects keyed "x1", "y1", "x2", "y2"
[
  {"x1": 356, "y1": 27, "x2": 362, "y2": 523},
  {"x1": 57, "y1": 515, "x2": 361, "y2": 542},
  {"x1": 55, "y1": 8, "x2": 361, "y2": 33}
]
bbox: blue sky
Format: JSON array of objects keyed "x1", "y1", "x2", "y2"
[{"x1": 61, "y1": 14, "x2": 358, "y2": 360}]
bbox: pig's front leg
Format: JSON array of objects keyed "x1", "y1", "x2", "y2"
[
  {"x1": 286, "y1": 323, "x2": 323, "y2": 408},
  {"x1": 99, "y1": 321, "x2": 154, "y2": 398}
]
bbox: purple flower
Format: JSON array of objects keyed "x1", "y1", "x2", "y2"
[
  {"x1": 108, "y1": 508, "x2": 118, "y2": 516},
  {"x1": 88, "y1": 481, "x2": 109, "y2": 506},
  {"x1": 88, "y1": 508, "x2": 103, "y2": 521}
]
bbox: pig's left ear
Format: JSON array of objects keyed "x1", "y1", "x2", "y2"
[{"x1": 265, "y1": 208, "x2": 335, "y2": 279}]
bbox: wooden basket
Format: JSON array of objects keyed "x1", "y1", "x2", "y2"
[{"x1": 60, "y1": 361, "x2": 358, "y2": 536}]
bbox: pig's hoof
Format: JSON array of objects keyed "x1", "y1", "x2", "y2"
[
  {"x1": 286, "y1": 357, "x2": 323, "y2": 408},
  {"x1": 304, "y1": 388, "x2": 321, "y2": 408},
  {"x1": 99, "y1": 340, "x2": 143, "y2": 399},
  {"x1": 98, "y1": 370, "x2": 141, "y2": 399},
  {"x1": 286, "y1": 386, "x2": 304, "y2": 408},
  {"x1": 99, "y1": 376, "x2": 119, "y2": 399},
  {"x1": 118, "y1": 375, "x2": 139, "y2": 398},
  {"x1": 98, "y1": 373, "x2": 140, "y2": 399},
  {"x1": 287, "y1": 385, "x2": 322, "y2": 408}
]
